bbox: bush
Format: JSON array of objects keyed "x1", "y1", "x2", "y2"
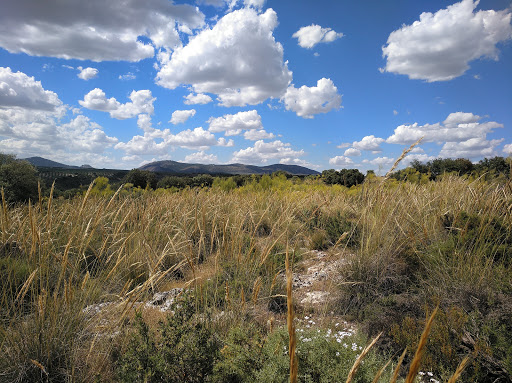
[
  {"x1": 216, "y1": 326, "x2": 393, "y2": 383},
  {"x1": 0, "y1": 153, "x2": 39, "y2": 203},
  {"x1": 117, "y1": 295, "x2": 220, "y2": 382}
]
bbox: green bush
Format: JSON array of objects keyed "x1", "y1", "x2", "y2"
[
  {"x1": 117, "y1": 295, "x2": 220, "y2": 382},
  {"x1": 215, "y1": 326, "x2": 393, "y2": 383},
  {"x1": 0, "y1": 153, "x2": 39, "y2": 203}
]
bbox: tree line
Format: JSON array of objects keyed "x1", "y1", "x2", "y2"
[{"x1": 1, "y1": 153, "x2": 510, "y2": 203}]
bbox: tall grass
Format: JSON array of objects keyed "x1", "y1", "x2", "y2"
[{"x1": 0, "y1": 174, "x2": 510, "y2": 381}]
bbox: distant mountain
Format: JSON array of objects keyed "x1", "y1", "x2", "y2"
[
  {"x1": 139, "y1": 160, "x2": 319, "y2": 176},
  {"x1": 23, "y1": 156, "x2": 79, "y2": 169}
]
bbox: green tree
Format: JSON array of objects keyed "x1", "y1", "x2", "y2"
[
  {"x1": 90, "y1": 176, "x2": 113, "y2": 196},
  {"x1": 0, "y1": 153, "x2": 39, "y2": 203},
  {"x1": 125, "y1": 169, "x2": 157, "y2": 189}
]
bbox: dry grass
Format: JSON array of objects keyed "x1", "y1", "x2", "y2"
[{"x1": 0, "y1": 173, "x2": 509, "y2": 382}]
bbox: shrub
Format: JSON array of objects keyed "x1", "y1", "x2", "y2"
[
  {"x1": 117, "y1": 295, "x2": 220, "y2": 382},
  {"x1": 0, "y1": 153, "x2": 39, "y2": 203}
]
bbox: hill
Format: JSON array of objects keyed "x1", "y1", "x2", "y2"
[
  {"x1": 23, "y1": 156, "x2": 80, "y2": 169},
  {"x1": 138, "y1": 160, "x2": 319, "y2": 176}
]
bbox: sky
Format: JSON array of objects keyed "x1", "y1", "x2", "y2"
[{"x1": 0, "y1": 0, "x2": 511, "y2": 173}]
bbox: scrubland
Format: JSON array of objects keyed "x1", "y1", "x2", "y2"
[{"x1": 0, "y1": 173, "x2": 511, "y2": 382}]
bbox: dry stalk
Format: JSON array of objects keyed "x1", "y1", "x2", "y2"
[
  {"x1": 389, "y1": 348, "x2": 407, "y2": 383},
  {"x1": 345, "y1": 332, "x2": 382, "y2": 383},
  {"x1": 384, "y1": 137, "x2": 424, "y2": 179},
  {"x1": 446, "y1": 356, "x2": 470, "y2": 383},
  {"x1": 404, "y1": 306, "x2": 438, "y2": 383},
  {"x1": 371, "y1": 356, "x2": 393, "y2": 383}
]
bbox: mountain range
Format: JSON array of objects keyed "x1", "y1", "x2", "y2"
[
  {"x1": 23, "y1": 157, "x2": 319, "y2": 175},
  {"x1": 139, "y1": 160, "x2": 319, "y2": 175}
]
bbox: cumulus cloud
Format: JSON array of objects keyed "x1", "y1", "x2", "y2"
[
  {"x1": 156, "y1": 8, "x2": 292, "y2": 107},
  {"x1": 385, "y1": 112, "x2": 504, "y2": 160},
  {"x1": 382, "y1": 0, "x2": 512, "y2": 81},
  {"x1": 208, "y1": 110, "x2": 263, "y2": 135},
  {"x1": 0, "y1": 67, "x2": 61, "y2": 111},
  {"x1": 328, "y1": 156, "x2": 353, "y2": 167},
  {"x1": 352, "y1": 135, "x2": 385, "y2": 151},
  {"x1": 232, "y1": 140, "x2": 304, "y2": 164},
  {"x1": 279, "y1": 158, "x2": 317, "y2": 168},
  {"x1": 0, "y1": 71, "x2": 117, "y2": 163},
  {"x1": 243, "y1": 129, "x2": 275, "y2": 141},
  {"x1": 184, "y1": 150, "x2": 219, "y2": 163},
  {"x1": 284, "y1": 78, "x2": 341, "y2": 118},
  {"x1": 503, "y1": 143, "x2": 512, "y2": 155},
  {"x1": 362, "y1": 157, "x2": 394, "y2": 166},
  {"x1": 115, "y1": 124, "x2": 232, "y2": 156},
  {"x1": 184, "y1": 93, "x2": 213, "y2": 105},
  {"x1": 292, "y1": 24, "x2": 343, "y2": 49},
  {"x1": 386, "y1": 112, "x2": 502, "y2": 145},
  {"x1": 0, "y1": 0, "x2": 204, "y2": 61},
  {"x1": 170, "y1": 109, "x2": 196, "y2": 124},
  {"x1": 439, "y1": 137, "x2": 503, "y2": 158},
  {"x1": 344, "y1": 148, "x2": 361, "y2": 157},
  {"x1": 77, "y1": 67, "x2": 98, "y2": 80},
  {"x1": 79, "y1": 88, "x2": 155, "y2": 119}
]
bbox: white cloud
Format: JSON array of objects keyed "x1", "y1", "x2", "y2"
[
  {"x1": 243, "y1": 129, "x2": 275, "y2": 141},
  {"x1": 77, "y1": 67, "x2": 98, "y2": 81},
  {"x1": 79, "y1": 88, "x2": 155, "y2": 119},
  {"x1": 344, "y1": 148, "x2": 361, "y2": 157},
  {"x1": 328, "y1": 156, "x2": 353, "y2": 167},
  {"x1": 382, "y1": 0, "x2": 512, "y2": 81},
  {"x1": 115, "y1": 124, "x2": 232, "y2": 156},
  {"x1": 292, "y1": 24, "x2": 343, "y2": 49},
  {"x1": 0, "y1": 0, "x2": 204, "y2": 61},
  {"x1": 0, "y1": 106, "x2": 117, "y2": 163},
  {"x1": 217, "y1": 137, "x2": 235, "y2": 147},
  {"x1": 156, "y1": 8, "x2": 292, "y2": 107},
  {"x1": 386, "y1": 112, "x2": 502, "y2": 145},
  {"x1": 232, "y1": 140, "x2": 304, "y2": 164},
  {"x1": 184, "y1": 93, "x2": 213, "y2": 105},
  {"x1": 352, "y1": 135, "x2": 385, "y2": 151},
  {"x1": 119, "y1": 73, "x2": 136, "y2": 81},
  {"x1": 279, "y1": 158, "x2": 318, "y2": 168},
  {"x1": 385, "y1": 112, "x2": 505, "y2": 160},
  {"x1": 208, "y1": 110, "x2": 263, "y2": 135},
  {"x1": 171, "y1": 109, "x2": 196, "y2": 125},
  {"x1": 439, "y1": 137, "x2": 503, "y2": 159},
  {"x1": 362, "y1": 157, "x2": 394, "y2": 166},
  {"x1": 393, "y1": 110, "x2": 398, "y2": 116},
  {"x1": 336, "y1": 142, "x2": 351, "y2": 149},
  {"x1": 0, "y1": 67, "x2": 61, "y2": 111},
  {"x1": 503, "y1": 143, "x2": 512, "y2": 155},
  {"x1": 184, "y1": 150, "x2": 219, "y2": 163},
  {"x1": 168, "y1": 127, "x2": 219, "y2": 149},
  {"x1": 284, "y1": 78, "x2": 341, "y2": 119}
]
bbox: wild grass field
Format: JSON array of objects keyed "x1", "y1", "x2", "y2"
[{"x1": 0, "y1": 172, "x2": 511, "y2": 382}]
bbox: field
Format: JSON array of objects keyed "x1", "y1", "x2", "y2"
[{"x1": 1, "y1": 174, "x2": 511, "y2": 382}]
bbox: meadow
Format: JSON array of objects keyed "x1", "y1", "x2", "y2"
[{"x1": 0, "y1": 171, "x2": 511, "y2": 382}]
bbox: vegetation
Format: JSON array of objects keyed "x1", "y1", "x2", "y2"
[
  {"x1": 0, "y1": 154, "x2": 39, "y2": 203},
  {"x1": 0, "y1": 154, "x2": 511, "y2": 382}
]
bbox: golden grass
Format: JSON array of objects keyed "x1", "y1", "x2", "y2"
[
  {"x1": 345, "y1": 332, "x2": 382, "y2": 383},
  {"x1": 0, "y1": 174, "x2": 508, "y2": 381},
  {"x1": 405, "y1": 306, "x2": 438, "y2": 383}
]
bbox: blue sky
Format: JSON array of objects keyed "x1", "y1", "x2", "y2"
[{"x1": 0, "y1": 0, "x2": 511, "y2": 172}]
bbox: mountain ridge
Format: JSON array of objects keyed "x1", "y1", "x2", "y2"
[{"x1": 139, "y1": 160, "x2": 319, "y2": 175}]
